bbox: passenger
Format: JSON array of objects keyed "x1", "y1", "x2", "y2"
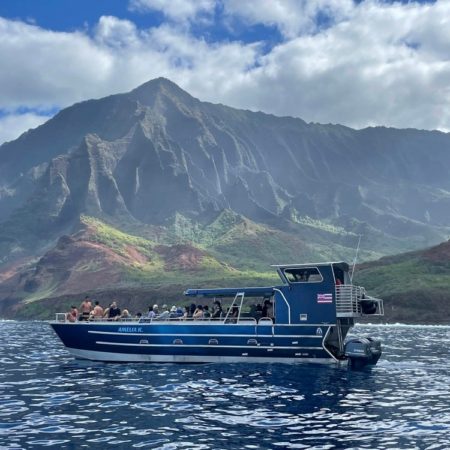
[
  {"x1": 182, "y1": 306, "x2": 190, "y2": 320},
  {"x1": 147, "y1": 304, "x2": 159, "y2": 319},
  {"x1": 79, "y1": 295, "x2": 92, "y2": 321},
  {"x1": 262, "y1": 299, "x2": 273, "y2": 318},
  {"x1": 255, "y1": 303, "x2": 263, "y2": 321},
  {"x1": 90, "y1": 301, "x2": 104, "y2": 319},
  {"x1": 212, "y1": 300, "x2": 223, "y2": 319},
  {"x1": 144, "y1": 306, "x2": 152, "y2": 318},
  {"x1": 335, "y1": 277, "x2": 343, "y2": 285},
  {"x1": 66, "y1": 306, "x2": 78, "y2": 322},
  {"x1": 169, "y1": 306, "x2": 182, "y2": 319},
  {"x1": 193, "y1": 305, "x2": 204, "y2": 319},
  {"x1": 158, "y1": 304, "x2": 170, "y2": 320},
  {"x1": 103, "y1": 306, "x2": 110, "y2": 318},
  {"x1": 227, "y1": 305, "x2": 239, "y2": 323},
  {"x1": 189, "y1": 303, "x2": 196, "y2": 316},
  {"x1": 120, "y1": 309, "x2": 131, "y2": 320},
  {"x1": 135, "y1": 312, "x2": 142, "y2": 319},
  {"x1": 108, "y1": 301, "x2": 121, "y2": 320},
  {"x1": 203, "y1": 305, "x2": 211, "y2": 319}
]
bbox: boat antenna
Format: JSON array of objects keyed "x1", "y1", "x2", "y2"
[{"x1": 350, "y1": 234, "x2": 362, "y2": 283}]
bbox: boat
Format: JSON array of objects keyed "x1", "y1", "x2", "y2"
[{"x1": 50, "y1": 261, "x2": 384, "y2": 367}]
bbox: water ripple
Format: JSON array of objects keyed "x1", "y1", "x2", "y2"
[{"x1": 0, "y1": 322, "x2": 450, "y2": 448}]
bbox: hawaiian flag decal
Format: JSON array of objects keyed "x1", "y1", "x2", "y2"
[{"x1": 317, "y1": 293, "x2": 333, "y2": 303}]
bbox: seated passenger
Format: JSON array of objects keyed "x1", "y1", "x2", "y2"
[
  {"x1": 66, "y1": 306, "x2": 78, "y2": 322},
  {"x1": 262, "y1": 299, "x2": 273, "y2": 318},
  {"x1": 169, "y1": 306, "x2": 178, "y2": 318},
  {"x1": 212, "y1": 300, "x2": 223, "y2": 318},
  {"x1": 147, "y1": 304, "x2": 159, "y2": 319},
  {"x1": 90, "y1": 301, "x2": 104, "y2": 319},
  {"x1": 226, "y1": 305, "x2": 239, "y2": 323},
  {"x1": 120, "y1": 309, "x2": 131, "y2": 320},
  {"x1": 203, "y1": 305, "x2": 211, "y2": 318},
  {"x1": 108, "y1": 301, "x2": 121, "y2": 320},
  {"x1": 255, "y1": 303, "x2": 263, "y2": 320},
  {"x1": 182, "y1": 306, "x2": 190, "y2": 320},
  {"x1": 158, "y1": 304, "x2": 170, "y2": 320},
  {"x1": 193, "y1": 305, "x2": 204, "y2": 319}
]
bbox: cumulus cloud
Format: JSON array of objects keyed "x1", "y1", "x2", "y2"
[
  {"x1": 1, "y1": 0, "x2": 450, "y2": 145},
  {"x1": 224, "y1": 0, "x2": 354, "y2": 38}
]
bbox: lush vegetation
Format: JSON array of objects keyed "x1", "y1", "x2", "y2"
[
  {"x1": 354, "y1": 251, "x2": 450, "y2": 324},
  {"x1": 5, "y1": 213, "x2": 450, "y2": 324}
]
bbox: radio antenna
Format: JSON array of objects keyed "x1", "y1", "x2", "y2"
[{"x1": 350, "y1": 234, "x2": 362, "y2": 283}]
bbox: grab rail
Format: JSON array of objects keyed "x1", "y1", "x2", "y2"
[
  {"x1": 53, "y1": 314, "x2": 258, "y2": 324},
  {"x1": 335, "y1": 285, "x2": 383, "y2": 317}
]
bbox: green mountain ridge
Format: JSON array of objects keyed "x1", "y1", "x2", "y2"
[{"x1": 1, "y1": 77, "x2": 450, "y2": 321}]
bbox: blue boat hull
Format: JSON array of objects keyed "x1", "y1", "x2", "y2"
[{"x1": 50, "y1": 321, "x2": 339, "y2": 364}]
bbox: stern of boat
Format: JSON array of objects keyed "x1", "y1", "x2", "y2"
[{"x1": 329, "y1": 284, "x2": 384, "y2": 368}]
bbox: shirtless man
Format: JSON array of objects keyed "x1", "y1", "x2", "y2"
[
  {"x1": 66, "y1": 306, "x2": 78, "y2": 322},
  {"x1": 90, "y1": 301, "x2": 104, "y2": 319},
  {"x1": 79, "y1": 296, "x2": 92, "y2": 321}
]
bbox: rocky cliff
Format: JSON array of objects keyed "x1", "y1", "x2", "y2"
[{"x1": 1, "y1": 77, "x2": 450, "y2": 318}]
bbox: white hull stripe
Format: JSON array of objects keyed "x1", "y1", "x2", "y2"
[
  {"x1": 52, "y1": 321, "x2": 334, "y2": 327},
  {"x1": 88, "y1": 330, "x2": 323, "y2": 338},
  {"x1": 95, "y1": 341, "x2": 323, "y2": 350},
  {"x1": 67, "y1": 347, "x2": 341, "y2": 365}
]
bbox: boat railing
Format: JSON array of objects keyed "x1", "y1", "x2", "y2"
[
  {"x1": 335, "y1": 284, "x2": 384, "y2": 317},
  {"x1": 53, "y1": 314, "x2": 260, "y2": 325}
]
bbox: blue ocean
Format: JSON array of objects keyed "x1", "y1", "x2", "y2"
[{"x1": 1, "y1": 322, "x2": 449, "y2": 449}]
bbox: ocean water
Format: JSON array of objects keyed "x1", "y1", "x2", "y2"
[{"x1": 0, "y1": 322, "x2": 449, "y2": 449}]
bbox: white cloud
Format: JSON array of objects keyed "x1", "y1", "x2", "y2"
[
  {"x1": 0, "y1": 0, "x2": 450, "y2": 146},
  {"x1": 0, "y1": 112, "x2": 49, "y2": 144},
  {"x1": 129, "y1": 0, "x2": 215, "y2": 22},
  {"x1": 224, "y1": 0, "x2": 354, "y2": 38}
]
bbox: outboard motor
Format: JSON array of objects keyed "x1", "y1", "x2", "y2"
[{"x1": 345, "y1": 337, "x2": 382, "y2": 369}]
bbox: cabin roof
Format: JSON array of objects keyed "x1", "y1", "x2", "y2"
[
  {"x1": 271, "y1": 261, "x2": 349, "y2": 270},
  {"x1": 185, "y1": 287, "x2": 275, "y2": 298}
]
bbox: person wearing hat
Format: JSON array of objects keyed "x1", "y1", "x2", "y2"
[{"x1": 169, "y1": 305, "x2": 178, "y2": 319}]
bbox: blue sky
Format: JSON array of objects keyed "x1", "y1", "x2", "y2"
[{"x1": 0, "y1": 0, "x2": 447, "y2": 144}]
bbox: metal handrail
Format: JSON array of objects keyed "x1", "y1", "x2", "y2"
[
  {"x1": 53, "y1": 314, "x2": 257, "y2": 324},
  {"x1": 335, "y1": 284, "x2": 383, "y2": 317}
]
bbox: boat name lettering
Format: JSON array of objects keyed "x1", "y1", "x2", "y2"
[{"x1": 118, "y1": 327, "x2": 143, "y2": 333}]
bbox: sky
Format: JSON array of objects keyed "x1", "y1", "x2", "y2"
[{"x1": 0, "y1": 0, "x2": 448, "y2": 145}]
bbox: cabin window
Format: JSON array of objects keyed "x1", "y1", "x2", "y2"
[{"x1": 284, "y1": 267, "x2": 323, "y2": 283}]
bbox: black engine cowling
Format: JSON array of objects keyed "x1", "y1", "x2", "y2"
[{"x1": 345, "y1": 337, "x2": 382, "y2": 369}]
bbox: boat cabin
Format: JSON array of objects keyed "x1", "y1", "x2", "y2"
[{"x1": 185, "y1": 261, "x2": 383, "y2": 326}]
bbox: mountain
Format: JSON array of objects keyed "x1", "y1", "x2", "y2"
[
  {"x1": 354, "y1": 240, "x2": 450, "y2": 324},
  {"x1": 1, "y1": 77, "x2": 450, "y2": 319}
]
